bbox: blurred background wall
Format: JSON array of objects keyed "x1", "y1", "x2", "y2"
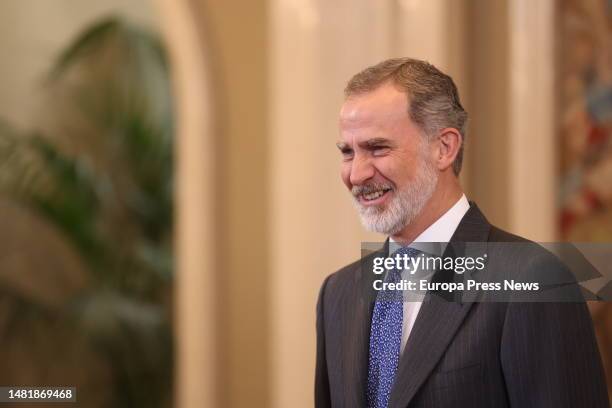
[
  {"x1": 0, "y1": 0, "x2": 157, "y2": 128},
  {"x1": 0, "y1": 0, "x2": 610, "y2": 407}
]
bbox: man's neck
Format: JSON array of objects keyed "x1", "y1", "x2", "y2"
[{"x1": 391, "y1": 182, "x2": 464, "y2": 245}]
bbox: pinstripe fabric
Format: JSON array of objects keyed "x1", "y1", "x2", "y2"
[{"x1": 315, "y1": 203, "x2": 609, "y2": 408}]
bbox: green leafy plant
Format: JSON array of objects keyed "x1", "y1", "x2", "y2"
[{"x1": 0, "y1": 16, "x2": 173, "y2": 407}]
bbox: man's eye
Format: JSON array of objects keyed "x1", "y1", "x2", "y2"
[
  {"x1": 372, "y1": 147, "x2": 390, "y2": 156},
  {"x1": 341, "y1": 149, "x2": 354, "y2": 159}
]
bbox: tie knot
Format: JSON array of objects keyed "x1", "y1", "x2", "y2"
[
  {"x1": 391, "y1": 246, "x2": 422, "y2": 258},
  {"x1": 386, "y1": 246, "x2": 439, "y2": 279},
  {"x1": 381, "y1": 247, "x2": 421, "y2": 284}
]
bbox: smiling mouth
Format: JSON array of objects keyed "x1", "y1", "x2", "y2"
[{"x1": 360, "y1": 187, "x2": 392, "y2": 202}]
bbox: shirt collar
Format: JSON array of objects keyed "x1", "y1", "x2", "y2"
[{"x1": 389, "y1": 194, "x2": 470, "y2": 255}]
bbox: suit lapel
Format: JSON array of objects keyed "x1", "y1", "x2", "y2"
[{"x1": 389, "y1": 203, "x2": 491, "y2": 408}]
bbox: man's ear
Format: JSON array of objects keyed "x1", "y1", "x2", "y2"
[{"x1": 435, "y1": 128, "x2": 462, "y2": 171}]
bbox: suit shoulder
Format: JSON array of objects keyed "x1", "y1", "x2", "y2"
[
  {"x1": 325, "y1": 256, "x2": 363, "y2": 288},
  {"x1": 488, "y1": 225, "x2": 559, "y2": 262},
  {"x1": 320, "y1": 249, "x2": 380, "y2": 295},
  {"x1": 488, "y1": 225, "x2": 564, "y2": 263},
  {"x1": 487, "y1": 225, "x2": 580, "y2": 290},
  {"x1": 488, "y1": 225, "x2": 531, "y2": 243}
]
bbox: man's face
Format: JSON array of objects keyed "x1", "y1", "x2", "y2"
[{"x1": 338, "y1": 83, "x2": 438, "y2": 235}]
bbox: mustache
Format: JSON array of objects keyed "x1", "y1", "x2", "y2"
[{"x1": 351, "y1": 182, "x2": 394, "y2": 197}]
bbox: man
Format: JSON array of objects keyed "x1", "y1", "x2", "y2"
[{"x1": 315, "y1": 58, "x2": 609, "y2": 407}]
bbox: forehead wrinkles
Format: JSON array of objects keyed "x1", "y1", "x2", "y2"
[
  {"x1": 340, "y1": 93, "x2": 409, "y2": 131},
  {"x1": 340, "y1": 107, "x2": 406, "y2": 128}
]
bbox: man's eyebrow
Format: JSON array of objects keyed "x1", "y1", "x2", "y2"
[
  {"x1": 336, "y1": 142, "x2": 350, "y2": 150},
  {"x1": 361, "y1": 137, "x2": 392, "y2": 147}
]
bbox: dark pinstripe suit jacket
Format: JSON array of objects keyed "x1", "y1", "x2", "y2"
[{"x1": 315, "y1": 204, "x2": 609, "y2": 407}]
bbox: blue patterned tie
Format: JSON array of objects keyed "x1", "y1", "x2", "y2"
[{"x1": 367, "y1": 247, "x2": 420, "y2": 408}]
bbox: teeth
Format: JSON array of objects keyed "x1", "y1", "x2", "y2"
[{"x1": 363, "y1": 190, "x2": 386, "y2": 200}]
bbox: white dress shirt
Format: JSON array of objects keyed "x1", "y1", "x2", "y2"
[{"x1": 389, "y1": 194, "x2": 470, "y2": 354}]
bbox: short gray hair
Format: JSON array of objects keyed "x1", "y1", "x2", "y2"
[{"x1": 344, "y1": 57, "x2": 468, "y2": 175}]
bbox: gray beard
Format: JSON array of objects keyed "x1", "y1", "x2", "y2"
[{"x1": 352, "y1": 159, "x2": 438, "y2": 235}]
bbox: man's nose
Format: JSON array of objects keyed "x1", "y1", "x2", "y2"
[{"x1": 349, "y1": 154, "x2": 375, "y2": 185}]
